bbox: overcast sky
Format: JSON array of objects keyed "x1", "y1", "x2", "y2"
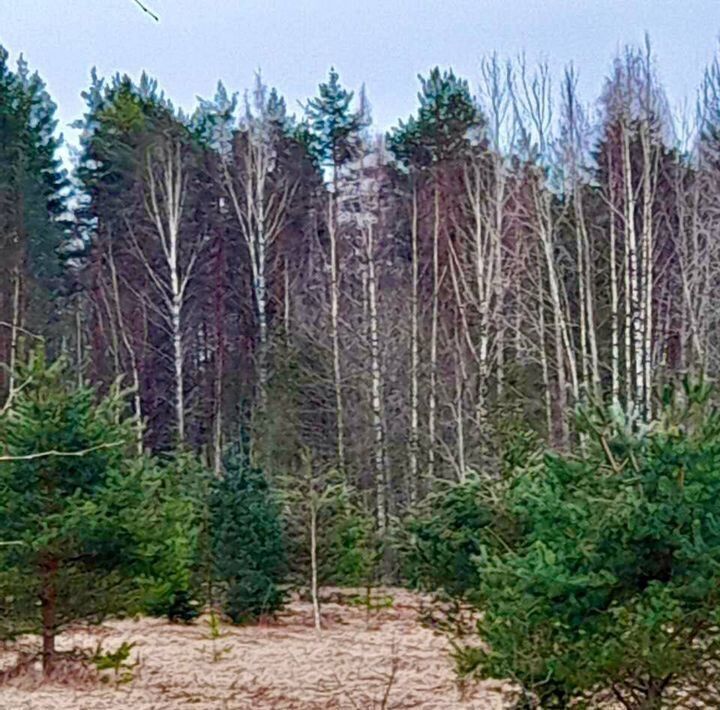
[{"x1": 2, "y1": 0, "x2": 720, "y2": 154}]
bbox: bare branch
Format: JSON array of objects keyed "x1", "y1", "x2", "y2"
[
  {"x1": 0, "y1": 441, "x2": 125, "y2": 463},
  {"x1": 132, "y1": 0, "x2": 159, "y2": 22}
]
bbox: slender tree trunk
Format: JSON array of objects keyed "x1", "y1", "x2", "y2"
[
  {"x1": 535, "y1": 188, "x2": 576, "y2": 446},
  {"x1": 310, "y1": 499, "x2": 321, "y2": 633},
  {"x1": 99, "y1": 279, "x2": 122, "y2": 381},
  {"x1": 7, "y1": 268, "x2": 21, "y2": 397},
  {"x1": 159, "y1": 144, "x2": 187, "y2": 445},
  {"x1": 40, "y1": 555, "x2": 58, "y2": 676},
  {"x1": 408, "y1": 183, "x2": 419, "y2": 502},
  {"x1": 428, "y1": 180, "x2": 440, "y2": 480},
  {"x1": 552, "y1": 303, "x2": 569, "y2": 446},
  {"x1": 494, "y1": 164, "x2": 505, "y2": 402},
  {"x1": 283, "y1": 255, "x2": 291, "y2": 342},
  {"x1": 454, "y1": 354, "x2": 466, "y2": 482},
  {"x1": 582, "y1": 230, "x2": 600, "y2": 396},
  {"x1": 329, "y1": 177, "x2": 345, "y2": 473},
  {"x1": 465, "y1": 159, "x2": 495, "y2": 451},
  {"x1": 576, "y1": 205, "x2": 589, "y2": 399},
  {"x1": 170, "y1": 292, "x2": 185, "y2": 444},
  {"x1": 75, "y1": 306, "x2": 83, "y2": 388},
  {"x1": 366, "y1": 221, "x2": 386, "y2": 532},
  {"x1": 538, "y1": 270, "x2": 553, "y2": 440},
  {"x1": 212, "y1": 219, "x2": 225, "y2": 476},
  {"x1": 255, "y1": 224, "x2": 268, "y2": 409},
  {"x1": 609, "y1": 157, "x2": 621, "y2": 406},
  {"x1": 496, "y1": 325, "x2": 505, "y2": 399},
  {"x1": 640, "y1": 121, "x2": 654, "y2": 418},
  {"x1": 575, "y1": 192, "x2": 600, "y2": 398},
  {"x1": 623, "y1": 215, "x2": 633, "y2": 411},
  {"x1": 108, "y1": 245, "x2": 143, "y2": 455},
  {"x1": 144, "y1": 141, "x2": 188, "y2": 446},
  {"x1": 622, "y1": 123, "x2": 642, "y2": 413}
]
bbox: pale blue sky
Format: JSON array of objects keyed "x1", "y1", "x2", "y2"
[{"x1": 2, "y1": 0, "x2": 720, "y2": 153}]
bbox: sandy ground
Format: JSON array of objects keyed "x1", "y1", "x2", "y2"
[{"x1": 0, "y1": 588, "x2": 510, "y2": 709}]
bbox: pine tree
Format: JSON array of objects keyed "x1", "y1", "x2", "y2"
[
  {"x1": 0, "y1": 351, "x2": 141, "y2": 674},
  {"x1": 456, "y1": 384, "x2": 720, "y2": 708},
  {"x1": 387, "y1": 67, "x2": 482, "y2": 169},
  {"x1": 302, "y1": 69, "x2": 364, "y2": 475},
  {"x1": 303, "y1": 67, "x2": 363, "y2": 174}
]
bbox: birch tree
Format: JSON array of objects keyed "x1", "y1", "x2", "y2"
[
  {"x1": 130, "y1": 135, "x2": 206, "y2": 445},
  {"x1": 220, "y1": 76, "x2": 297, "y2": 412}
]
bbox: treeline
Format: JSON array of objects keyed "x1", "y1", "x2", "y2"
[{"x1": 4, "y1": 41, "x2": 720, "y2": 523}]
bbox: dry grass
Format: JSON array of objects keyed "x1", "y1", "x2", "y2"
[{"x1": 0, "y1": 588, "x2": 510, "y2": 709}]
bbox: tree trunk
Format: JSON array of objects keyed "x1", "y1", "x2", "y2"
[
  {"x1": 40, "y1": 556, "x2": 58, "y2": 676},
  {"x1": 329, "y1": 187, "x2": 345, "y2": 473},
  {"x1": 366, "y1": 221, "x2": 386, "y2": 533},
  {"x1": 7, "y1": 268, "x2": 21, "y2": 397},
  {"x1": 428, "y1": 180, "x2": 440, "y2": 480},
  {"x1": 538, "y1": 269, "x2": 553, "y2": 441},
  {"x1": 640, "y1": 120, "x2": 654, "y2": 419},
  {"x1": 284, "y1": 255, "x2": 291, "y2": 342},
  {"x1": 408, "y1": 183, "x2": 419, "y2": 503},
  {"x1": 108, "y1": 244, "x2": 144, "y2": 455},
  {"x1": 636, "y1": 678, "x2": 669, "y2": 710},
  {"x1": 143, "y1": 141, "x2": 190, "y2": 447},
  {"x1": 310, "y1": 500, "x2": 321, "y2": 633},
  {"x1": 622, "y1": 122, "x2": 642, "y2": 413},
  {"x1": 454, "y1": 356, "x2": 466, "y2": 482},
  {"x1": 75, "y1": 306, "x2": 83, "y2": 388},
  {"x1": 609, "y1": 154, "x2": 621, "y2": 407},
  {"x1": 171, "y1": 294, "x2": 185, "y2": 444}
]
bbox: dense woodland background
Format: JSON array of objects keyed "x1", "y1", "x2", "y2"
[
  {"x1": 6, "y1": 35, "x2": 720, "y2": 706},
  {"x1": 3, "y1": 39, "x2": 720, "y2": 515}
]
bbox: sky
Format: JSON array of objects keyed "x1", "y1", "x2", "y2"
[{"x1": 2, "y1": 0, "x2": 720, "y2": 157}]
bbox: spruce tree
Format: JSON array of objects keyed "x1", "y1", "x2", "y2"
[
  {"x1": 0, "y1": 48, "x2": 67, "y2": 277},
  {"x1": 136, "y1": 451, "x2": 207, "y2": 623},
  {"x1": 0, "y1": 47, "x2": 67, "y2": 395},
  {"x1": 210, "y1": 446, "x2": 286, "y2": 623}
]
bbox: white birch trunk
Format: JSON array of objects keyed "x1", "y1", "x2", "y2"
[
  {"x1": 365, "y1": 219, "x2": 386, "y2": 533},
  {"x1": 428, "y1": 182, "x2": 440, "y2": 479}
]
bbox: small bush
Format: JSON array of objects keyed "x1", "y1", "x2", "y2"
[
  {"x1": 92, "y1": 641, "x2": 138, "y2": 686},
  {"x1": 402, "y1": 475, "x2": 503, "y2": 600}
]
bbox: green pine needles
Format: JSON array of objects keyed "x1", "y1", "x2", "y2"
[
  {"x1": 0, "y1": 350, "x2": 202, "y2": 673},
  {"x1": 444, "y1": 382, "x2": 720, "y2": 708}
]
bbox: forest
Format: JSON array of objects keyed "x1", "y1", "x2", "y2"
[{"x1": 3, "y1": 29, "x2": 720, "y2": 709}]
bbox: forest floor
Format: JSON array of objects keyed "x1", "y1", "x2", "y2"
[{"x1": 0, "y1": 588, "x2": 511, "y2": 709}]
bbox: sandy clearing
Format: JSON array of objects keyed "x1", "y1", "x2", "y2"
[{"x1": 0, "y1": 588, "x2": 510, "y2": 709}]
